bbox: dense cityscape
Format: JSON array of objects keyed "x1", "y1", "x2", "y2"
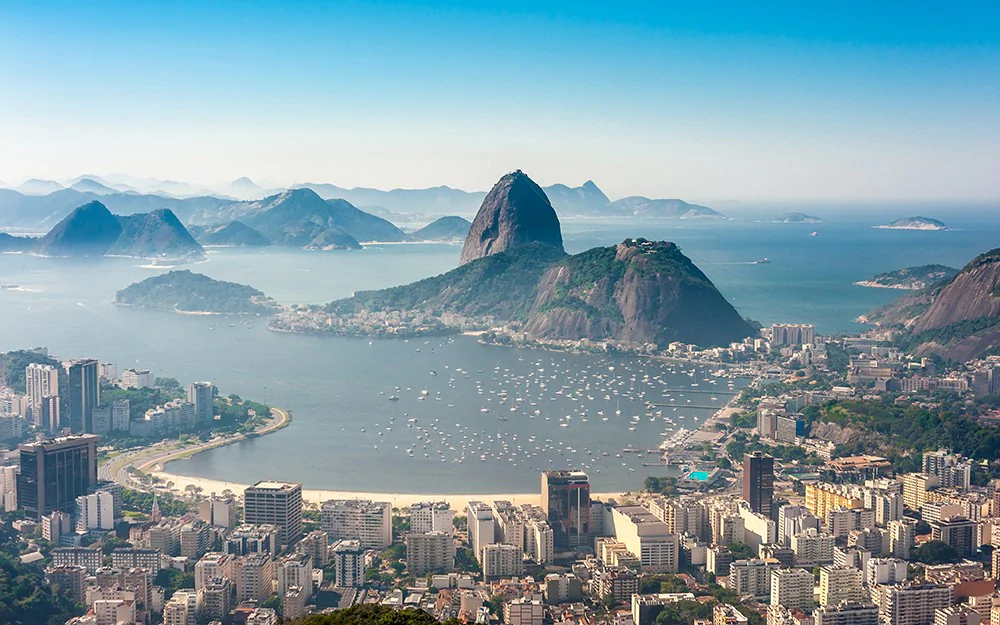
[
  {"x1": 2, "y1": 317, "x2": 1000, "y2": 625},
  {"x1": 4, "y1": 3, "x2": 998, "y2": 625}
]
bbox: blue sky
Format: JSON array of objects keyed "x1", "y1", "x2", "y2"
[{"x1": 1, "y1": 1, "x2": 998, "y2": 201}]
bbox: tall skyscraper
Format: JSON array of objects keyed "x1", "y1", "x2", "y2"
[
  {"x1": 187, "y1": 382, "x2": 215, "y2": 424},
  {"x1": 16, "y1": 434, "x2": 98, "y2": 520},
  {"x1": 25, "y1": 363, "x2": 59, "y2": 426},
  {"x1": 243, "y1": 481, "x2": 303, "y2": 546},
  {"x1": 66, "y1": 359, "x2": 100, "y2": 434},
  {"x1": 541, "y1": 470, "x2": 590, "y2": 550},
  {"x1": 743, "y1": 452, "x2": 774, "y2": 518}
]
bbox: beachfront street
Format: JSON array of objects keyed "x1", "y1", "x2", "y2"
[{"x1": 98, "y1": 407, "x2": 290, "y2": 491}]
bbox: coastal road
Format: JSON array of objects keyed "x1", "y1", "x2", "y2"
[{"x1": 98, "y1": 407, "x2": 290, "y2": 493}]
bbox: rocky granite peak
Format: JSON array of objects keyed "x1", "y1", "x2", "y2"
[{"x1": 460, "y1": 170, "x2": 564, "y2": 265}]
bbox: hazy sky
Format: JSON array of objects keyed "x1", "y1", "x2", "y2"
[{"x1": 2, "y1": 1, "x2": 999, "y2": 201}]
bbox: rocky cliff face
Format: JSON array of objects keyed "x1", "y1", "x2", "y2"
[
  {"x1": 460, "y1": 170, "x2": 564, "y2": 265},
  {"x1": 863, "y1": 249, "x2": 1000, "y2": 361},
  {"x1": 523, "y1": 239, "x2": 755, "y2": 347},
  {"x1": 911, "y1": 249, "x2": 1000, "y2": 333}
]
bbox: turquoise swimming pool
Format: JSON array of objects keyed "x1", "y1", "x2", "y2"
[{"x1": 686, "y1": 470, "x2": 711, "y2": 482}]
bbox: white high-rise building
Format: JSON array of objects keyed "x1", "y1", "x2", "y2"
[
  {"x1": 94, "y1": 598, "x2": 137, "y2": 625},
  {"x1": 0, "y1": 465, "x2": 17, "y2": 512},
  {"x1": 791, "y1": 529, "x2": 835, "y2": 567},
  {"x1": 467, "y1": 501, "x2": 495, "y2": 563},
  {"x1": 330, "y1": 540, "x2": 364, "y2": 588},
  {"x1": 406, "y1": 531, "x2": 456, "y2": 574},
  {"x1": 410, "y1": 501, "x2": 454, "y2": 534},
  {"x1": 727, "y1": 559, "x2": 778, "y2": 599},
  {"x1": 187, "y1": 382, "x2": 215, "y2": 424},
  {"x1": 98, "y1": 362, "x2": 118, "y2": 382},
  {"x1": 770, "y1": 568, "x2": 815, "y2": 610},
  {"x1": 879, "y1": 584, "x2": 953, "y2": 625},
  {"x1": 92, "y1": 399, "x2": 129, "y2": 435},
  {"x1": 866, "y1": 557, "x2": 907, "y2": 588},
  {"x1": 277, "y1": 552, "x2": 313, "y2": 599},
  {"x1": 889, "y1": 519, "x2": 916, "y2": 560},
  {"x1": 529, "y1": 521, "x2": 555, "y2": 564},
  {"x1": 76, "y1": 491, "x2": 115, "y2": 532},
  {"x1": 820, "y1": 565, "x2": 865, "y2": 606},
  {"x1": 608, "y1": 505, "x2": 679, "y2": 573},
  {"x1": 320, "y1": 499, "x2": 391, "y2": 549},
  {"x1": 110, "y1": 399, "x2": 130, "y2": 432},
  {"x1": 121, "y1": 369, "x2": 153, "y2": 389},
  {"x1": 481, "y1": 543, "x2": 523, "y2": 579},
  {"x1": 778, "y1": 504, "x2": 817, "y2": 546},
  {"x1": 195, "y1": 553, "x2": 233, "y2": 592},
  {"x1": 199, "y1": 494, "x2": 238, "y2": 528},
  {"x1": 25, "y1": 363, "x2": 59, "y2": 426},
  {"x1": 163, "y1": 589, "x2": 199, "y2": 625},
  {"x1": 233, "y1": 554, "x2": 275, "y2": 603}
]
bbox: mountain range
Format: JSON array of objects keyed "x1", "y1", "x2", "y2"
[{"x1": 0, "y1": 175, "x2": 725, "y2": 231}]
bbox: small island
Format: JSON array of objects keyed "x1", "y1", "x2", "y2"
[
  {"x1": 772, "y1": 212, "x2": 822, "y2": 224},
  {"x1": 854, "y1": 264, "x2": 958, "y2": 290},
  {"x1": 115, "y1": 270, "x2": 280, "y2": 315},
  {"x1": 874, "y1": 216, "x2": 948, "y2": 231}
]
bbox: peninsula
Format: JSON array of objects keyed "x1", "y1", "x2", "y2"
[{"x1": 854, "y1": 264, "x2": 958, "y2": 290}]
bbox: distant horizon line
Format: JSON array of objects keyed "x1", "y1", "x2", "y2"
[{"x1": 2, "y1": 173, "x2": 997, "y2": 206}]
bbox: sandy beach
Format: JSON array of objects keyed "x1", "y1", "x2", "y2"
[{"x1": 149, "y1": 468, "x2": 625, "y2": 511}]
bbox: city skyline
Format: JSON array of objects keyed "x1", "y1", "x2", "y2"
[{"x1": 2, "y1": 2, "x2": 999, "y2": 201}]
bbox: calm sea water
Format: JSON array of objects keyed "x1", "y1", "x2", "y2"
[{"x1": 1, "y1": 207, "x2": 998, "y2": 493}]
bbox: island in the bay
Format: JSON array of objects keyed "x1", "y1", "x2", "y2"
[
  {"x1": 115, "y1": 270, "x2": 279, "y2": 315},
  {"x1": 270, "y1": 170, "x2": 755, "y2": 348},
  {"x1": 874, "y1": 216, "x2": 948, "y2": 230},
  {"x1": 771, "y1": 212, "x2": 822, "y2": 224},
  {"x1": 854, "y1": 264, "x2": 958, "y2": 290}
]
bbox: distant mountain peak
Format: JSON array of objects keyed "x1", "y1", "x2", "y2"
[{"x1": 33, "y1": 201, "x2": 203, "y2": 259}]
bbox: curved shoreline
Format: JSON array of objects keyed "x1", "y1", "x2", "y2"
[{"x1": 99, "y1": 406, "x2": 291, "y2": 492}]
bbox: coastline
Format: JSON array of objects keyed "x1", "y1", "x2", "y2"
[
  {"x1": 128, "y1": 406, "x2": 628, "y2": 510},
  {"x1": 853, "y1": 280, "x2": 922, "y2": 290}
]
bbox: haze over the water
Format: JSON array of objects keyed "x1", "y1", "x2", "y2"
[{"x1": 2, "y1": 2, "x2": 999, "y2": 202}]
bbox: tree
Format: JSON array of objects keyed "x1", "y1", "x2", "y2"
[
  {"x1": 914, "y1": 540, "x2": 959, "y2": 565},
  {"x1": 289, "y1": 604, "x2": 461, "y2": 624},
  {"x1": 654, "y1": 600, "x2": 712, "y2": 625}
]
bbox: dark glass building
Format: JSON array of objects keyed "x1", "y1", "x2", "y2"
[
  {"x1": 743, "y1": 451, "x2": 775, "y2": 517},
  {"x1": 16, "y1": 434, "x2": 99, "y2": 520},
  {"x1": 67, "y1": 359, "x2": 100, "y2": 434},
  {"x1": 542, "y1": 470, "x2": 590, "y2": 550}
]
